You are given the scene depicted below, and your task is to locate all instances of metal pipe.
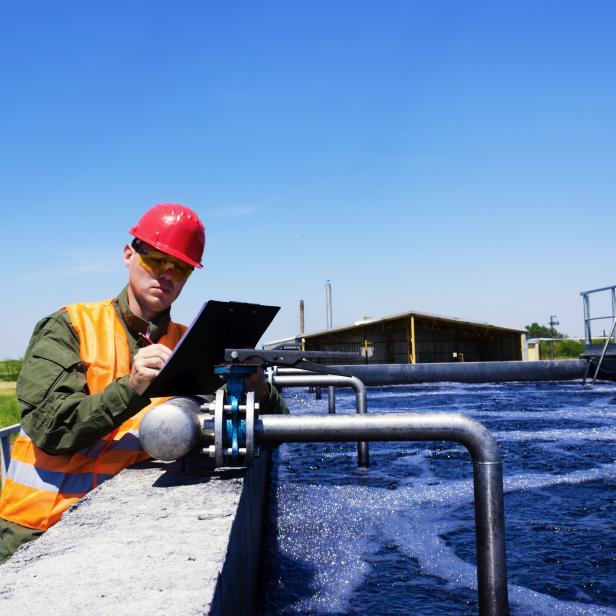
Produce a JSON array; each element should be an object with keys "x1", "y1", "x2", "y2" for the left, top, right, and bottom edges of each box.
[
  {"x1": 612, "y1": 289, "x2": 616, "y2": 342},
  {"x1": 327, "y1": 385, "x2": 336, "y2": 414},
  {"x1": 0, "y1": 423, "x2": 20, "y2": 486},
  {"x1": 300, "y1": 299, "x2": 305, "y2": 335},
  {"x1": 580, "y1": 284, "x2": 616, "y2": 295},
  {"x1": 275, "y1": 368, "x2": 319, "y2": 375},
  {"x1": 272, "y1": 374, "x2": 369, "y2": 467},
  {"x1": 256, "y1": 412, "x2": 508, "y2": 616},
  {"x1": 316, "y1": 360, "x2": 587, "y2": 386},
  {"x1": 592, "y1": 314, "x2": 616, "y2": 384},
  {"x1": 325, "y1": 280, "x2": 333, "y2": 329}
]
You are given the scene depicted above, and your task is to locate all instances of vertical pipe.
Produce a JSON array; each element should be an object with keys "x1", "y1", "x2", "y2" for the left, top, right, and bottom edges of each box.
[
  {"x1": 315, "y1": 386, "x2": 322, "y2": 400},
  {"x1": 325, "y1": 280, "x2": 333, "y2": 329},
  {"x1": 354, "y1": 380, "x2": 369, "y2": 468},
  {"x1": 329, "y1": 283, "x2": 332, "y2": 329},
  {"x1": 583, "y1": 294, "x2": 592, "y2": 345},
  {"x1": 327, "y1": 386, "x2": 336, "y2": 414},
  {"x1": 612, "y1": 289, "x2": 616, "y2": 343},
  {"x1": 410, "y1": 315, "x2": 417, "y2": 365},
  {"x1": 473, "y1": 461, "x2": 508, "y2": 615},
  {"x1": 271, "y1": 374, "x2": 370, "y2": 468},
  {"x1": 300, "y1": 300, "x2": 305, "y2": 335}
]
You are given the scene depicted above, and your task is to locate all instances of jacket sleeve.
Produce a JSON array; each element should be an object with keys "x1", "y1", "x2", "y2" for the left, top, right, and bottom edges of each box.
[
  {"x1": 258, "y1": 383, "x2": 289, "y2": 414},
  {"x1": 17, "y1": 311, "x2": 150, "y2": 455}
]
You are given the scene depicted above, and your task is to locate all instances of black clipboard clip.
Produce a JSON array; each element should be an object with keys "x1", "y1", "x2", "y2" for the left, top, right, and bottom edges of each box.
[{"x1": 224, "y1": 349, "x2": 359, "y2": 377}]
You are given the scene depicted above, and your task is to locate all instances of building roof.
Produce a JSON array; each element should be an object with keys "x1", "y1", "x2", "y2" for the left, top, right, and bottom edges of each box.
[{"x1": 264, "y1": 309, "x2": 524, "y2": 348}]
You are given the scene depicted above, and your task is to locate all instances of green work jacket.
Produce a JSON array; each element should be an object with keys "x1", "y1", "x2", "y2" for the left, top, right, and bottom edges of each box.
[
  {"x1": 0, "y1": 287, "x2": 287, "y2": 561},
  {"x1": 17, "y1": 287, "x2": 286, "y2": 455}
]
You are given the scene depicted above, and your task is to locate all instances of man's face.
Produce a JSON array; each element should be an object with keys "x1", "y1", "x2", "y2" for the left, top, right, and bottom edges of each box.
[{"x1": 123, "y1": 242, "x2": 192, "y2": 317}]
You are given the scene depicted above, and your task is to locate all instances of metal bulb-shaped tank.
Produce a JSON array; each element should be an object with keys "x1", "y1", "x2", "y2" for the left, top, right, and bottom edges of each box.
[{"x1": 139, "y1": 397, "x2": 202, "y2": 461}]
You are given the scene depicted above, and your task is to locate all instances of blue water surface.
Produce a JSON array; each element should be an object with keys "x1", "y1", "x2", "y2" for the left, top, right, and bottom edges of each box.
[{"x1": 260, "y1": 381, "x2": 616, "y2": 615}]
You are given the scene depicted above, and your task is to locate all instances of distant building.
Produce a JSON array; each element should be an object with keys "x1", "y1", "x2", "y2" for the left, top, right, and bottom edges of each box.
[
  {"x1": 527, "y1": 338, "x2": 541, "y2": 361},
  {"x1": 526, "y1": 337, "x2": 585, "y2": 361},
  {"x1": 264, "y1": 310, "x2": 526, "y2": 364}
]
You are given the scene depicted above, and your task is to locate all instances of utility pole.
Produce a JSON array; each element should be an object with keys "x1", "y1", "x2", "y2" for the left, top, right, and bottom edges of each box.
[
  {"x1": 549, "y1": 315, "x2": 559, "y2": 360},
  {"x1": 325, "y1": 280, "x2": 333, "y2": 329},
  {"x1": 299, "y1": 300, "x2": 305, "y2": 335}
]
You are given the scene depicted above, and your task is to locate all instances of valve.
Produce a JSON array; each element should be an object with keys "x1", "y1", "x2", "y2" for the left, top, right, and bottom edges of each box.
[
  {"x1": 140, "y1": 349, "x2": 358, "y2": 466},
  {"x1": 202, "y1": 384, "x2": 259, "y2": 466},
  {"x1": 140, "y1": 365, "x2": 260, "y2": 467}
]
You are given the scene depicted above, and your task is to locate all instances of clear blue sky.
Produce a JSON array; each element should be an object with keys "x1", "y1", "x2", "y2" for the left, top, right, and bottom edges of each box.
[{"x1": 2, "y1": 1, "x2": 615, "y2": 358}]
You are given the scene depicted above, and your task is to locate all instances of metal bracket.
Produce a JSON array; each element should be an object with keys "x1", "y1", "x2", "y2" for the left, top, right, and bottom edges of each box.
[{"x1": 224, "y1": 348, "x2": 358, "y2": 377}]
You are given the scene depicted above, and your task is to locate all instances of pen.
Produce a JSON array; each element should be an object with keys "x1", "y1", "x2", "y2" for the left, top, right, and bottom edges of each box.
[{"x1": 138, "y1": 331, "x2": 155, "y2": 346}]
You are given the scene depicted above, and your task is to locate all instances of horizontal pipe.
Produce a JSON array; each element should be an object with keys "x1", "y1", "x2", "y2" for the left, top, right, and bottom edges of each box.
[
  {"x1": 257, "y1": 412, "x2": 500, "y2": 463},
  {"x1": 314, "y1": 360, "x2": 587, "y2": 386},
  {"x1": 272, "y1": 375, "x2": 366, "y2": 412},
  {"x1": 256, "y1": 412, "x2": 507, "y2": 615},
  {"x1": 271, "y1": 374, "x2": 369, "y2": 467}
]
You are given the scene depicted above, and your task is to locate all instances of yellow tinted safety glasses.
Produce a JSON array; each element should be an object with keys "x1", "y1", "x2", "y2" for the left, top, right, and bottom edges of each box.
[{"x1": 135, "y1": 249, "x2": 194, "y2": 282}]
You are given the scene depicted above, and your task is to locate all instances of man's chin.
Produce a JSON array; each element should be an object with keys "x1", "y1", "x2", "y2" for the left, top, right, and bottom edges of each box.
[{"x1": 145, "y1": 295, "x2": 172, "y2": 313}]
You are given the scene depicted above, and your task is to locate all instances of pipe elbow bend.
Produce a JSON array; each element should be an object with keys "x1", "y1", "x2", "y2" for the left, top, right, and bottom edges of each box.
[{"x1": 449, "y1": 413, "x2": 502, "y2": 464}]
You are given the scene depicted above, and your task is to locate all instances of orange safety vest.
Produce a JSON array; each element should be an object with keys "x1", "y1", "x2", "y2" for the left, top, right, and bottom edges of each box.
[{"x1": 0, "y1": 299, "x2": 186, "y2": 531}]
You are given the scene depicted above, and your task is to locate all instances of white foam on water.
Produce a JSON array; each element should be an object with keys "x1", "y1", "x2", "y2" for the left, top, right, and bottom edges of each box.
[
  {"x1": 269, "y1": 384, "x2": 616, "y2": 614},
  {"x1": 272, "y1": 482, "x2": 377, "y2": 613},
  {"x1": 379, "y1": 464, "x2": 616, "y2": 615},
  {"x1": 493, "y1": 426, "x2": 616, "y2": 442},
  {"x1": 473, "y1": 408, "x2": 616, "y2": 421},
  {"x1": 507, "y1": 584, "x2": 616, "y2": 615},
  {"x1": 273, "y1": 447, "x2": 616, "y2": 613}
]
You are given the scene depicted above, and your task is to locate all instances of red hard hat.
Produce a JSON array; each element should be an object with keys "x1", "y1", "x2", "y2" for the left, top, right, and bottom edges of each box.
[{"x1": 129, "y1": 204, "x2": 205, "y2": 268}]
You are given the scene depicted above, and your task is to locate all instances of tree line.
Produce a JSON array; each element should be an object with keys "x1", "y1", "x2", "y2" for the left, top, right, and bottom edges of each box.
[{"x1": 525, "y1": 322, "x2": 585, "y2": 359}]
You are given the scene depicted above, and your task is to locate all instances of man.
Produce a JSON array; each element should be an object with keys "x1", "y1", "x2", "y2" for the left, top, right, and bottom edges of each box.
[{"x1": 0, "y1": 203, "x2": 286, "y2": 564}]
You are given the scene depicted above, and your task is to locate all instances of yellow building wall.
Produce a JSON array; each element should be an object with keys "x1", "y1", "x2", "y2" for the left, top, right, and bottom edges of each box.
[{"x1": 527, "y1": 342, "x2": 541, "y2": 361}]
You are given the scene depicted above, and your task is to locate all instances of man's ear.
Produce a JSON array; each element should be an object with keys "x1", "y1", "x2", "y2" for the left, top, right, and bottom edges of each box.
[{"x1": 123, "y1": 244, "x2": 133, "y2": 268}]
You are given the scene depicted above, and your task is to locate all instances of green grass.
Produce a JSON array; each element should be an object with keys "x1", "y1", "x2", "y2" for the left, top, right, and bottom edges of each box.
[
  {"x1": 0, "y1": 389, "x2": 20, "y2": 428},
  {"x1": 0, "y1": 359, "x2": 23, "y2": 382}
]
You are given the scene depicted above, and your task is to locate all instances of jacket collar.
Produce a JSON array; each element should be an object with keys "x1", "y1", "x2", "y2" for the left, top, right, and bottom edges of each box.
[{"x1": 115, "y1": 286, "x2": 170, "y2": 343}]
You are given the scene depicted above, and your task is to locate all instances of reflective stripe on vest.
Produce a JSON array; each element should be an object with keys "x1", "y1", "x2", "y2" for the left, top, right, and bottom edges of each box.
[
  {"x1": 0, "y1": 299, "x2": 186, "y2": 531},
  {"x1": 7, "y1": 457, "x2": 115, "y2": 494}
]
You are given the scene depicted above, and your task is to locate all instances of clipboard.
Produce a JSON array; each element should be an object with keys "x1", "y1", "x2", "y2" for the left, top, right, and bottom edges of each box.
[{"x1": 143, "y1": 300, "x2": 280, "y2": 397}]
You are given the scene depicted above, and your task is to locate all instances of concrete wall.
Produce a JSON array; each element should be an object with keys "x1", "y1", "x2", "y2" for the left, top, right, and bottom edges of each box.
[{"x1": 0, "y1": 452, "x2": 271, "y2": 615}]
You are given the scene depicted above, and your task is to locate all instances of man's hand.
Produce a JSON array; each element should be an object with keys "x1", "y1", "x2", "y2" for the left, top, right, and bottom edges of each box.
[{"x1": 129, "y1": 344, "x2": 172, "y2": 395}]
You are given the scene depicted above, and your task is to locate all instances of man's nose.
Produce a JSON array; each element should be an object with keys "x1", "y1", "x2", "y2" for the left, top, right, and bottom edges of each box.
[{"x1": 159, "y1": 262, "x2": 176, "y2": 280}]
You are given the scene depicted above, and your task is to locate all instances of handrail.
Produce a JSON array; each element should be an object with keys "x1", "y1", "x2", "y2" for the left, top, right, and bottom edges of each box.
[
  {"x1": 581, "y1": 284, "x2": 616, "y2": 345},
  {"x1": 590, "y1": 314, "x2": 616, "y2": 385},
  {"x1": 0, "y1": 423, "x2": 20, "y2": 486},
  {"x1": 256, "y1": 412, "x2": 509, "y2": 616},
  {"x1": 269, "y1": 373, "x2": 369, "y2": 467}
]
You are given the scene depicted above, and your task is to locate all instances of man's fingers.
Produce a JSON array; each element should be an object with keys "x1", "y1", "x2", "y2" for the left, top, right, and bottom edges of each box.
[
  {"x1": 136, "y1": 343, "x2": 171, "y2": 360},
  {"x1": 129, "y1": 343, "x2": 172, "y2": 395},
  {"x1": 135, "y1": 355, "x2": 166, "y2": 369}
]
